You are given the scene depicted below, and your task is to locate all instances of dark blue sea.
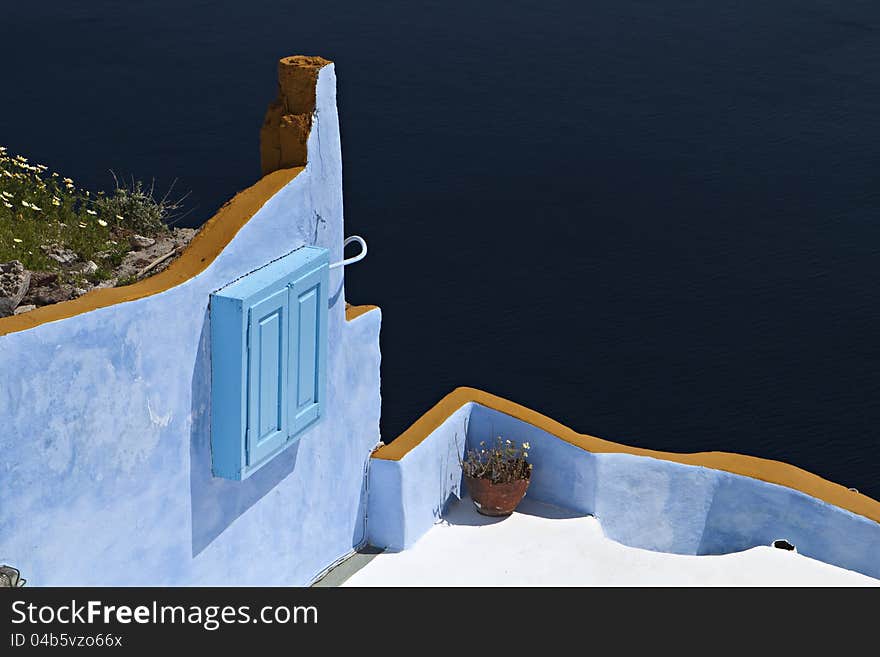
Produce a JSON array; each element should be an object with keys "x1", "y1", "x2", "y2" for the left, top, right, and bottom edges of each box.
[{"x1": 4, "y1": 1, "x2": 879, "y2": 496}]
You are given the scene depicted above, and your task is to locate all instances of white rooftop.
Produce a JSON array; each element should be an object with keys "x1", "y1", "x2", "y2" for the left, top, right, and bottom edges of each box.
[{"x1": 342, "y1": 495, "x2": 879, "y2": 587}]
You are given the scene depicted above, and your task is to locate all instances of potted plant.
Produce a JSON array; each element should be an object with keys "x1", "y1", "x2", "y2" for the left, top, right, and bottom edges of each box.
[{"x1": 461, "y1": 437, "x2": 532, "y2": 516}]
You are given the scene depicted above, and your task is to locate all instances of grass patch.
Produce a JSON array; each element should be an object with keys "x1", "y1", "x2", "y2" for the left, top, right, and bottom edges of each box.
[{"x1": 0, "y1": 145, "x2": 187, "y2": 285}]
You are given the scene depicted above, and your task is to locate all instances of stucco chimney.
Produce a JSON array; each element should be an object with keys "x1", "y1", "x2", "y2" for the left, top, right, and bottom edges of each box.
[{"x1": 260, "y1": 55, "x2": 332, "y2": 175}]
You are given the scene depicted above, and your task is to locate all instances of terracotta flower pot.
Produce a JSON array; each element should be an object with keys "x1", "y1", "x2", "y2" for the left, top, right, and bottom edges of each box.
[{"x1": 464, "y1": 475, "x2": 530, "y2": 517}]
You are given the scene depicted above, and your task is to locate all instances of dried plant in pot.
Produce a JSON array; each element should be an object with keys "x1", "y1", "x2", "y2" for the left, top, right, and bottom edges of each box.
[{"x1": 460, "y1": 437, "x2": 532, "y2": 517}]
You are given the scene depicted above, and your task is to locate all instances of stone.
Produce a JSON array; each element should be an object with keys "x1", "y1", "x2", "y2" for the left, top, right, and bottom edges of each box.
[
  {"x1": 0, "y1": 565, "x2": 24, "y2": 588},
  {"x1": 28, "y1": 284, "x2": 77, "y2": 306},
  {"x1": 30, "y1": 271, "x2": 58, "y2": 287},
  {"x1": 114, "y1": 254, "x2": 143, "y2": 282},
  {"x1": 41, "y1": 245, "x2": 78, "y2": 265},
  {"x1": 171, "y1": 227, "x2": 197, "y2": 246},
  {"x1": 0, "y1": 260, "x2": 32, "y2": 317},
  {"x1": 13, "y1": 304, "x2": 36, "y2": 315},
  {"x1": 81, "y1": 261, "x2": 98, "y2": 275},
  {"x1": 129, "y1": 234, "x2": 155, "y2": 250}
]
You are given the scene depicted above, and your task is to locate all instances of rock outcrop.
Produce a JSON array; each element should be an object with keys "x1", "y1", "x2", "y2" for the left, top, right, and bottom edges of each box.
[
  {"x1": 5, "y1": 227, "x2": 199, "y2": 316},
  {"x1": 259, "y1": 55, "x2": 331, "y2": 175},
  {"x1": 41, "y1": 245, "x2": 78, "y2": 265},
  {"x1": 129, "y1": 234, "x2": 155, "y2": 250},
  {"x1": 0, "y1": 261, "x2": 31, "y2": 317}
]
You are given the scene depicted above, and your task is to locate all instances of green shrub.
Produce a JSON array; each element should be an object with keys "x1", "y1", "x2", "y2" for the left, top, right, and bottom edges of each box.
[
  {"x1": 460, "y1": 437, "x2": 532, "y2": 484},
  {"x1": 94, "y1": 174, "x2": 188, "y2": 235}
]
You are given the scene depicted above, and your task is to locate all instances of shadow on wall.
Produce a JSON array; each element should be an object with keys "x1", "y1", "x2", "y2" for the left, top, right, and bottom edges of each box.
[
  {"x1": 352, "y1": 456, "x2": 369, "y2": 549},
  {"x1": 328, "y1": 275, "x2": 343, "y2": 310},
  {"x1": 189, "y1": 309, "x2": 301, "y2": 557}
]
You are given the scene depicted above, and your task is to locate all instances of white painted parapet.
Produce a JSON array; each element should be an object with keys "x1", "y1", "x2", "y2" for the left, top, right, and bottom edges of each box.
[{"x1": 367, "y1": 392, "x2": 880, "y2": 580}]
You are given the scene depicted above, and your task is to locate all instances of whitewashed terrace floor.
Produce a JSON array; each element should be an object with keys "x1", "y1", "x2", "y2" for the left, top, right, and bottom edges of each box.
[{"x1": 341, "y1": 495, "x2": 879, "y2": 587}]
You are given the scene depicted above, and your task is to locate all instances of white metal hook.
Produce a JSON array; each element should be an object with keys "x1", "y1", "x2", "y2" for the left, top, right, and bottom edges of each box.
[{"x1": 329, "y1": 235, "x2": 368, "y2": 270}]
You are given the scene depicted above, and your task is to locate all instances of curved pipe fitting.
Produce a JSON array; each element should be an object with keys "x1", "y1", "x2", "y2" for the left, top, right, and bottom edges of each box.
[{"x1": 330, "y1": 235, "x2": 368, "y2": 270}]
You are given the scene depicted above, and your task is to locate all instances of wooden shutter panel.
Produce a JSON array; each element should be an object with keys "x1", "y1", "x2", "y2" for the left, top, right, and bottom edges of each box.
[
  {"x1": 210, "y1": 246, "x2": 329, "y2": 480},
  {"x1": 246, "y1": 287, "x2": 289, "y2": 466},
  {"x1": 288, "y1": 263, "x2": 328, "y2": 438}
]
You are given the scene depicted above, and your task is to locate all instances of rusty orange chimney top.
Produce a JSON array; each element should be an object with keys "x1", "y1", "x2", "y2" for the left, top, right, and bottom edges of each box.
[{"x1": 259, "y1": 55, "x2": 332, "y2": 175}]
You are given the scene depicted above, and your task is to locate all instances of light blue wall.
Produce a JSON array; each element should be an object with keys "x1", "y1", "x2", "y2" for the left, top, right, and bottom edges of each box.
[
  {"x1": 367, "y1": 402, "x2": 880, "y2": 579},
  {"x1": 0, "y1": 64, "x2": 383, "y2": 586},
  {"x1": 699, "y1": 471, "x2": 880, "y2": 575},
  {"x1": 367, "y1": 405, "x2": 471, "y2": 550}
]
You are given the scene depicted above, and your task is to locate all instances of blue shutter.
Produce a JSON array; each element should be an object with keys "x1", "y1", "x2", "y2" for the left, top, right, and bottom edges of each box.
[
  {"x1": 288, "y1": 263, "x2": 328, "y2": 438},
  {"x1": 247, "y1": 287, "x2": 289, "y2": 466},
  {"x1": 210, "y1": 246, "x2": 329, "y2": 480}
]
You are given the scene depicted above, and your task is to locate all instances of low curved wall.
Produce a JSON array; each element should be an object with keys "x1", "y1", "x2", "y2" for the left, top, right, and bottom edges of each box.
[{"x1": 367, "y1": 389, "x2": 880, "y2": 580}]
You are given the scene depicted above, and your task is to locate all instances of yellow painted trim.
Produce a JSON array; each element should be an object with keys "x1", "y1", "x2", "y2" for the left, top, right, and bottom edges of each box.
[
  {"x1": 0, "y1": 167, "x2": 303, "y2": 337},
  {"x1": 345, "y1": 303, "x2": 380, "y2": 321},
  {"x1": 372, "y1": 386, "x2": 880, "y2": 524}
]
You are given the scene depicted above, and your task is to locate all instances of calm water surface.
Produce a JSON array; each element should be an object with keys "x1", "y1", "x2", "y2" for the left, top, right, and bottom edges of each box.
[{"x1": 4, "y1": 2, "x2": 879, "y2": 495}]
